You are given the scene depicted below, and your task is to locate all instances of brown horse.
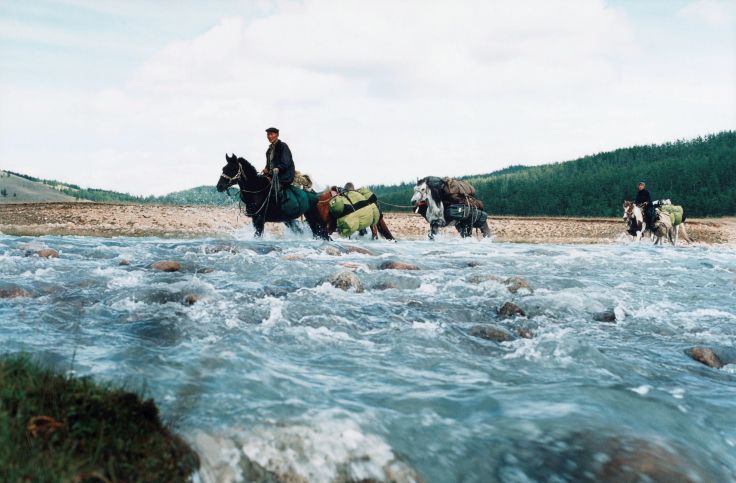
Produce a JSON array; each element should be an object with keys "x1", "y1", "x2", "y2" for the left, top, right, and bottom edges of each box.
[{"x1": 315, "y1": 188, "x2": 396, "y2": 241}]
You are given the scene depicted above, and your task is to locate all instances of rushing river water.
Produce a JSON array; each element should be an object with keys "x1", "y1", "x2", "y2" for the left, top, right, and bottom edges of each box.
[{"x1": 1, "y1": 231, "x2": 736, "y2": 482}]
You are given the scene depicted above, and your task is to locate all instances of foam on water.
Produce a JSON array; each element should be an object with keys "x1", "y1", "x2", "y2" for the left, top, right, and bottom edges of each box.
[{"x1": 2, "y1": 235, "x2": 736, "y2": 481}]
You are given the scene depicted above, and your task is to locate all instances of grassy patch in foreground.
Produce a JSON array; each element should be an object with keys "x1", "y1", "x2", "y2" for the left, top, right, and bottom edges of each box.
[{"x1": 0, "y1": 355, "x2": 198, "y2": 482}]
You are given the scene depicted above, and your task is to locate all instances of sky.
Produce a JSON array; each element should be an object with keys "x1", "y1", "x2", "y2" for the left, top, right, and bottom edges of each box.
[{"x1": 0, "y1": 0, "x2": 734, "y2": 196}]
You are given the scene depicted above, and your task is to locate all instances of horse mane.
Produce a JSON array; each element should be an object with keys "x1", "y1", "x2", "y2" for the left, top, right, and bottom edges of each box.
[
  {"x1": 234, "y1": 155, "x2": 258, "y2": 179},
  {"x1": 418, "y1": 176, "x2": 444, "y2": 206}
]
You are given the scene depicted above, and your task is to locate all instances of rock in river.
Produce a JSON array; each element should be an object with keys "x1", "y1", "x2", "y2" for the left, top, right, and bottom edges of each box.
[
  {"x1": 325, "y1": 271, "x2": 364, "y2": 293},
  {"x1": 469, "y1": 325, "x2": 516, "y2": 342},
  {"x1": 498, "y1": 302, "x2": 525, "y2": 318},
  {"x1": 379, "y1": 261, "x2": 419, "y2": 271},
  {"x1": 686, "y1": 346, "x2": 724, "y2": 369},
  {"x1": 151, "y1": 261, "x2": 181, "y2": 272}
]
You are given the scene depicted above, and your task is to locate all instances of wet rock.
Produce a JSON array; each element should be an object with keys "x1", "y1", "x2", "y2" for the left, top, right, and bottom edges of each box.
[
  {"x1": 0, "y1": 287, "x2": 31, "y2": 299},
  {"x1": 515, "y1": 327, "x2": 534, "y2": 339},
  {"x1": 195, "y1": 267, "x2": 215, "y2": 274},
  {"x1": 151, "y1": 261, "x2": 181, "y2": 272},
  {"x1": 183, "y1": 294, "x2": 201, "y2": 306},
  {"x1": 379, "y1": 261, "x2": 419, "y2": 271},
  {"x1": 118, "y1": 259, "x2": 130, "y2": 266},
  {"x1": 469, "y1": 325, "x2": 516, "y2": 342},
  {"x1": 686, "y1": 346, "x2": 724, "y2": 369},
  {"x1": 344, "y1": 245, "x2": 374, "y2": 255},
  {"x1": 32, "y1": 248, "x2": 59, "y2": 258},
  {"x1": 372, "y1": 276, "x2": 422, "y2": 291},
  {"x1": 498, "y1": 302, "x2": 525, "y2": 318},
  {"x1": 467, "y1": 261, "x2": 483, "y2": 267},
  {"x1": 593, "y1": 309, "x2": 617, "y2": 323},
  {"x1": 466, "y1": 274, "x2": 502, "y2": 284},
  {"x1": 205, "y1": 244, "x2": 238, "y2": 254},
  {"x1": 322, "y1": 246, "x2": 343, "y2": 257},
  {"x1": 504, "y1": 276, "x2": 532, "y2": 294},
  {"x1": 499, "y1": 431, "x2": 725, "y2": 482},
  {"x1": 282, "y1": 253, "x2": 306, "y2": 261},
  {"x1": 325, "y1": 271, "x2": 364, "y2": 293}
]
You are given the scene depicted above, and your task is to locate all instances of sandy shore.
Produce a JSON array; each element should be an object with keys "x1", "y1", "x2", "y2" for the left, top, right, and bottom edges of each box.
[{"x1": 0, "y1": 202, "x2": 734, "y2": 245}]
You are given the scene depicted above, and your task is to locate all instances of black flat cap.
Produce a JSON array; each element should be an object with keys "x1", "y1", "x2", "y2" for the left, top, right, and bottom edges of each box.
[{"x1": 265, "y1": 127, "x2": 279, "y2": 134}]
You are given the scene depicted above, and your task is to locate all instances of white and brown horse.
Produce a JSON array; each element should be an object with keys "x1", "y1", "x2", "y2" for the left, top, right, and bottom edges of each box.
[
  {"x1": 622, "y1": 201, "x2": 648, "y2": 242},
  {"x1": 623, "y1": 200, "x2": 690, "y2": 246}
]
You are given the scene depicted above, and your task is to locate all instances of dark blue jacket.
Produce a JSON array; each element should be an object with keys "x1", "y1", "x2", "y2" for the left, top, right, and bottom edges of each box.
[
  {"x1": 265, "y1": 140, "x2": 295, "y2": 184},
  {"x1": 635, "y1": 188, "x2": 651, "y2": 205}
]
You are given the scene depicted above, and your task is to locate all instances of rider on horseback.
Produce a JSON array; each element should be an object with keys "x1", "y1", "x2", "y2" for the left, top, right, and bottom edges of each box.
[
  {"x1": 635, "y1": 181, "x2": 655, "y2": 226},
  {"x1": 262, "y1": 127, "x2": 295, "y2": 193}
]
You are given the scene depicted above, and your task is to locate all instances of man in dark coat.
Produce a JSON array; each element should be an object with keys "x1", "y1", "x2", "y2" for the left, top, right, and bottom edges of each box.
[
  {"x1": 635, "y1": 181, "x2": 655, "y2": 226},
  {"x1": 262, "y1": 127, "x2": 295, "y2": 189}
]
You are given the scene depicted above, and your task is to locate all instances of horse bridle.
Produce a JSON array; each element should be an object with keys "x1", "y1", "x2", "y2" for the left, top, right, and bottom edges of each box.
[
  {"x1": 220, "y1": 161, "x2": 270, "y2": 195},
  {"x1": 220, "y1": 162, "x2": 244, "y2": 184}
]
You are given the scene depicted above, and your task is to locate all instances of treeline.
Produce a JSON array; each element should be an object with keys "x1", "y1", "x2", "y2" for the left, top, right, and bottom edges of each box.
[{"x1": 370, "y1": 131, "x2": 736, "y2": 217}]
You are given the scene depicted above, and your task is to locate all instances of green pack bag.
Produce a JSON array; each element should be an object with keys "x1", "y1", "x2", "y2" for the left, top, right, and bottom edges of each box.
[
  {"x1": 660, "y1": 205, "x2": 684, "y2": 226},
  {"x1": 328, "y1": 190, "x2": 365, "y2": 218},
  {"x1": 336, "y1": 204, "x2": 380, "y2": 237},
  {"x1": 278, "y1": 186, "x2": 311, "y2": 219}
]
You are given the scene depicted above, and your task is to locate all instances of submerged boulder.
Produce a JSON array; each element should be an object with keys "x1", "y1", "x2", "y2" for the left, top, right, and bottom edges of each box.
[
  {"x1": 497, "y1": 431, "x2": 725, "y2": 482},
  {"x1": 118, "y1": 259, "x2": 131, "y2": 266},
  {"x1": 686, "y1": 346, "x2": 724, "y2": 369},
  {"x1": 504, "y1": 276, "x2": 532, "y2": 294},
  {"x1": 469, "y1": 325, "x2": 516, "y2": 342},
  {"x1": 183, "y1": 294, "x2": 202, "y2": 306},
  {"x1": 498, "y1": 302, "x2": 525, "y2": 318},
  {"x1": 344, "y1": 245, "x2": 374, "y2": 256},
  {"x1": 466, "y1": 274, "x2": 502, "y2": 285},
  {"x1": 31, "y1": 248, "x2": 59, "y2": 258},
  {"x1": 379, "y1": 261, "x2": 419, "y2": 271},
  {"x1": 0, "y1": 287, "x2": 31, "y2": 299},
  {"x1": 593, "y1": 309, "x2": 617, "y2": 323},
  {"x1": 325, "y1": 271, "x2": 364, "y2": 293},
  {"x1": 151, "y1": 261, "x2": 181, "y2": 272}
]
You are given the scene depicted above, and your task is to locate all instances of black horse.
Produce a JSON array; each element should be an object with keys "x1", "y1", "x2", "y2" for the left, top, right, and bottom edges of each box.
[{"x1": 216, "y1": 154, "x2": 329, "y2": 239}]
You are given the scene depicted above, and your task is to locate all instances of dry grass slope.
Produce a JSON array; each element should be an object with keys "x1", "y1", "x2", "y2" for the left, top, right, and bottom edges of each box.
[{"x1": 0, "y1": 171, "x2": 79, "y2": 203}]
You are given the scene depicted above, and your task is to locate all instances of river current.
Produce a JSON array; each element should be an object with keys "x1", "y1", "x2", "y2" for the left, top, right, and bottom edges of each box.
[{"x1": 1, "y1": 230, "x2": 735, "y2": 482}]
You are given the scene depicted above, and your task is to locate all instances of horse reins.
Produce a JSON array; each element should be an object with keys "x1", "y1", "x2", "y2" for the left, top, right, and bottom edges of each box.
[{"x1": 220, "y1": 162, "x2": 275, "y2": 217}]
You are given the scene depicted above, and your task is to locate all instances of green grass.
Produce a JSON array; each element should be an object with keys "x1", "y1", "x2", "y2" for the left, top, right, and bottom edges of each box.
[{"x1": 0, "y1": 355, "x2": 199, "y2": 482}]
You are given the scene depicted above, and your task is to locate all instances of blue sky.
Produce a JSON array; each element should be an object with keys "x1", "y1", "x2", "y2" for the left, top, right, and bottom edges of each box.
[{"x1": 1, "y1": 0, "x2": 734, "y2": 195}]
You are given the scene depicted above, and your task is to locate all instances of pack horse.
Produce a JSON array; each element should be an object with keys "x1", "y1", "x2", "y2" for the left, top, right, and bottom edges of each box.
[
  {"x1": 623, "y1": 200, "x2": 690, "y2": 246},
  {"x1": 411, "y1": 176, "x2": 491, "y2": 239}
]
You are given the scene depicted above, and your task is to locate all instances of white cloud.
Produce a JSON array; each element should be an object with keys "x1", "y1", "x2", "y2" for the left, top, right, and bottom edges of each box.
[
  {"x1": 0, "y1": 0, "x2": 734, "y2": 195},
  {"x1": 679, "y1": 0, "x2": 736, "y2": 26}
]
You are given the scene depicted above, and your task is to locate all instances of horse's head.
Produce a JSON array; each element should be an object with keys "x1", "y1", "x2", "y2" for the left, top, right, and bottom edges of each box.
[
  {"x1": 216, "y1": 153, "x2": 241, "y2": 192},
  {"x1": 411, "y1": 179, "x2": 430, "y2": 213},
  {"x1": 622, "y1": 200, "x2": 633, "y2": 222}
]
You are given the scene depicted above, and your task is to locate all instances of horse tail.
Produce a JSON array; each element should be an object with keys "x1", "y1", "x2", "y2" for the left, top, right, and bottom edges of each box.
[
  {"x1": 679, "y1": 223, "x2": 693, "y2": 243},
  {"x1": 376, "y1": 215, "x2": 396, "y2": 241}
]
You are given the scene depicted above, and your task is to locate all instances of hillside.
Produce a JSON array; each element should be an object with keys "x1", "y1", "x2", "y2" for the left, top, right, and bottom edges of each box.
[
  {"x1": 0, "y1": 171, "x2": 79, "y2": 203},
  {"x1": 3, "y1": 131, "x2": 733, "y2": 216},
  {"x1": 370, "y1": 131, "x2": 736, "y2": 217}
]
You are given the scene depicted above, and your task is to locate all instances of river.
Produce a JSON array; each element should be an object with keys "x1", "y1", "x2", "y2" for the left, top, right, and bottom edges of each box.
[{"x1": 1, "y1": 232, "x2": 735, "y2": 482}]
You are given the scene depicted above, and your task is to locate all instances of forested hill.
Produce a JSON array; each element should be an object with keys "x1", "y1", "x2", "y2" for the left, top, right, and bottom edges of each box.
[{"x1": 370, "y1": 131, "x2": 735, "y2": 217}]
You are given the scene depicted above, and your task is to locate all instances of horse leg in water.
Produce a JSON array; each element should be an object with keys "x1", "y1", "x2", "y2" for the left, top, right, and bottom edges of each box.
[
  {"x1": 479, "y1": 221, "x2": 492, "y2": 238},
  {"x1": 376, "y1": 215, "x2": 395, "y2": 241},
  {"x1": 284, "y1": 220, "x2": 304, "y2": 235},
  {"x1": 304, "y1": 211, "x2": 331, "y2": 241},
  {"x1": 428, "y1": 221, "x2": 442, "y2": 240},
  {"x1": 253, "y1": 215, "x2": 266, "y2": 238}
]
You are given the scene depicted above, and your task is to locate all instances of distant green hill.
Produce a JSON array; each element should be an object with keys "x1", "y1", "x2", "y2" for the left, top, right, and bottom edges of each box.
[
  {"x1": 0, "y1": 171, "x2": 79, "y2": 203},
  {"x1": 3, "y1": 131, "x2": 733, "y2": 216},
  {"x1": 370, "y1": 131, "x2": 736, "y2": 217}
]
